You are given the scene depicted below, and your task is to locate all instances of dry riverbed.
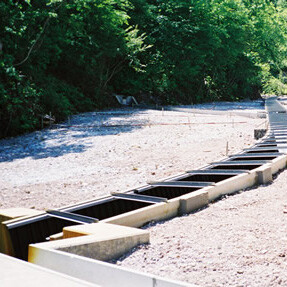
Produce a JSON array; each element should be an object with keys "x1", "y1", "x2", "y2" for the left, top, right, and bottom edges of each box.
[
  {"x1": 0, "y1": 101, "x2": 265, "y2": 210},
  {"x1": 117, "y1": 170, "x2": 287, "y2": 287},
  {"x1": 2, "y1": 100, "x2": 283, "y2": 287}
]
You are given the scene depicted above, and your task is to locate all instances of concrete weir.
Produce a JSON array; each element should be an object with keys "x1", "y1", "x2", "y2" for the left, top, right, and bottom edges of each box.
[
  {"x1": 38, "y1": 223, "x2": 150, "y2": 262},
  {"x1": 1, "y1": 96, "x2": 287, "y2": 286},
  {"x1": 28, "y1": 246, "x2": 193, "y2": 287},
  {"x1": 0, "y1": 253, "x2": 96, "y2": 287}
]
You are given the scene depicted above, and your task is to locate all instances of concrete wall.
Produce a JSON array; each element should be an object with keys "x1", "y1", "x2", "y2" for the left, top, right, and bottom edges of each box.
[
  {"x1": 103, "y1": 199, "x2": 180, "y2": 228},
  {"x1": 29, "y1": 223, "x2": 149, "y2": 262},
  {"x1": 206, "y1": 172, "x2": 257, "y2": 202},
  {"x1": 270, "y1": 155, "x2": 287, "y2": 174},
  {"x1": 0, "y1": 253, "x2": 96, "y2": 287},
  {"x1": 29, "y1": 245, "x2": 194, "y2": 287},
  {"x1": 0, "y1": 208, "x2": 42, "y2": 256},
  {"x1": 179, "y1": 189, "x2": 209, "y2": 215}
]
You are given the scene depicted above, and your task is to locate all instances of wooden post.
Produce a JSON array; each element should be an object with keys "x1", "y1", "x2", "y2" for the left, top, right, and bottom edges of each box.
[{"x1": 226, "y1": 141, "x2": 229, "y2": 156}]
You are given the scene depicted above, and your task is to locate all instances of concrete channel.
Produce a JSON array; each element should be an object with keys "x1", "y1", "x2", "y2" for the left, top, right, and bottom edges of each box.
[{"x1": 1, "y1": 96, "x2": 287, "y2": 286}]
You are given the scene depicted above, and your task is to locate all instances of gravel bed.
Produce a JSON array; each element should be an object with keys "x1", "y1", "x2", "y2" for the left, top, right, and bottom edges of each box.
[
  {"x1": 0, "y1": 101, "x2": 265, "y2": 210},
  {"x1": 1, "y1": 100, "x2": 278, "y2": 287},
  {"x1": 117, "y1": 171, "x2": 287, "y2": 287}
]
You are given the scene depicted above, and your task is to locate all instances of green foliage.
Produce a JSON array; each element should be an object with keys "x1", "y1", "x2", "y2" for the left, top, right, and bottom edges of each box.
[
  {"x1": 0, "y1": 0, "x2": 146, "y2": 137},
  {"x1": 0, "y1": 61, "x2": 42, "y2": 137},
  {"x1": 1, "y1": 0, "x2": 287, "y2": 137}
]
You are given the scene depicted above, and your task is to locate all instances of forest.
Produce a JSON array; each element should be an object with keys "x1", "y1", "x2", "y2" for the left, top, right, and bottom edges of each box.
[{"x1": 1, "y1": 0, "x2": 287, "y2": 137}]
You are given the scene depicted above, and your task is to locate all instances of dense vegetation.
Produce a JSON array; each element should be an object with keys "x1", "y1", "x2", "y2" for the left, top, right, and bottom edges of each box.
[{"x1": 1, "y1": 0, "x2": 287, "y2": 137}]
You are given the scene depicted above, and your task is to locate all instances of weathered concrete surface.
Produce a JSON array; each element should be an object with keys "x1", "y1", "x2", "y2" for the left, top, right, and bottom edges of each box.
[
  {"x1": 0, "y1": 207, "x2": 42, "y2": 223},
  {"x1": 0, "y1": 208, "x2": 42, "y2": 256},
  {"x1": 256, "y1": 164, "x2": 273, "y2": 184},
  {"x1": 179, "y1": 189, "x2": 209, "y2": 215},
  {"x1": 270, "y1": 154, "x2": 287, "y2": 174},
  {"x1": 29, "y1": 246, "x2": 194, "y2": 287},
  {"x1": 0, "y1": 253, "x2": 96, "y2": 287},
  {"x1": 29, "y1": 223, "x2": 149, "y2": 262},
  {"x1": 103, "y1": 199, "x2": 180, "y2": 228},
  {"x1": 207, "y1": 172, "x2": 257, "y2": 202}
]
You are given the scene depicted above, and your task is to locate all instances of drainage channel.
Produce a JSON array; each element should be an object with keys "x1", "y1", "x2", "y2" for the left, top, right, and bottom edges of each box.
[{"x1": 4, "y1": 96, "x2": 287, "y2": 261}]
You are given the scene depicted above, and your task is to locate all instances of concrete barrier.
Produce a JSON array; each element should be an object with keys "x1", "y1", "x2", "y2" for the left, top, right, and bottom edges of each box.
[
  {"x1": 179, "y1": 188, "x2": 209, "y2": 215},
  {"x1": 256, "y1": 164, "x2": 272, "y2": 184},
  {"x1": 103, "y1": 199, "x2": 180, "y2": 228},
  {"x1": 0, "y1": 208, "x2": 43, "y2": 256},
  {"x1": 0, "y1": 208, "x2": 42, "y2": 223},
  {"x1": 28, "y1": 223, "x2": 149, "y2": 262},
  {"x1": 29, "y1": 245, "x2": 194, "y2": 287},
  {"x1": 204, "y1": 155, "x2": 286, "y2": 202},
  {"x1": 0, "y1": 253, "x2": 96, "y2": 287},
  {"x1": 270, "y1": 154, "x2": 287, "y2": 174},
  {"x1": 206, "y1": 172, "x2": 257, "y2": 202},
  {"x1": 0, "y1": 221, "x2": 14, "y2": 256}
]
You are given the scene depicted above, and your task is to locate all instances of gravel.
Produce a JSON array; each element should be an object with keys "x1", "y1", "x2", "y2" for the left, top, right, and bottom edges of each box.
[
  {"x1": 117, "y1": 171, "x2": 287, "y2": 287},
  {"x1": 0, "y1": 101, "x2": 265, "y2": 210},
  {"x1": 2, "y1": 100, "x2": 281, "y2": 287}
]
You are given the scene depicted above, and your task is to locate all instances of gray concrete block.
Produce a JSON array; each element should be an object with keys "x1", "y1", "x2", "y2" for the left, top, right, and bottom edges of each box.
[
  {"x1": 0, "y1": 253, "x2": 96, "y2": 286},
  {"x1": 207, "y1": 172, "x2": 257, "y2": 202},
  {"x1": 179, "y1": 189, "x2": 209, "y2": 215},
  {"x1": 0, "y1": 208, "x2": 42, "y2": 256},
  {"x1": 256, "y1": 165, "x2": 272, "y2": 184},
  {"x1": 29, "y1": 244, "x2": 193, "y2": 287},
  {"x1": 30, "y1": 223, "x2": 149, "y2": 262},
  {"x1": 270, "y1": 155, "x2": 287, "y2": 174},
  {"x1": 103, "y1": 200, "x2": 180, "y2": 228}
]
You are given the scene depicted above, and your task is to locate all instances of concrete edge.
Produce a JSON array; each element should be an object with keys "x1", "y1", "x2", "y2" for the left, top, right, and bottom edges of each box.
[
  {"x1": 207, "y1": 172, "x2": 257, "y2": 202},
  {"x1": 270, "y1": 154, "x2": 287, "y2": 174},
  {"x1": 102, "y1": 198, "x2": 180, "y2": 228},
  {"x1": 0, "y1": 220, "x2": 15, "y2": 256},
  {"x1": 0, "y1": 253, "x2": 97, "y2": 286},
  {"x1": 205, "y1": 155, "x2": 286, "y2": 203},
  {"x1": 256, "y1": 164, "x2": 273, "y2": 184},
  {"x1": 179, "y1": 188, "x2": 209, "y2": 215},
  {"x1": 0, "y1": 208, "x2": 42, "y2": 223},
  {"x1": 0, "y1": 208, "x2": 43, "y2": 256},
  {"x1": 28, "y1": 245, "x2": 195, "y2": 287},
  {"x1": 28, "y1": 223, "x2": 150, "y2": 262}
]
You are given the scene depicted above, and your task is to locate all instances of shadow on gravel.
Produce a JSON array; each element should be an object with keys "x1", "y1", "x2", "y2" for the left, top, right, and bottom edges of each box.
[
  {"x1": 0, "y1": 108, "x2": 148, "y2": 162},
  {"x1": 171, "y1": 100, "x2": 265, "y2": 112},
  {"x1": 0, "y1": 100, "x2": 265, "y2": 162}
]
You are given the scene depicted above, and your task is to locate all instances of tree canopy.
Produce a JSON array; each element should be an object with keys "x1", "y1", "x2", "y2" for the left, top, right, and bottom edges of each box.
[{"x1": 1, "y1": 0, "x2": 287, "y2": 137}]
